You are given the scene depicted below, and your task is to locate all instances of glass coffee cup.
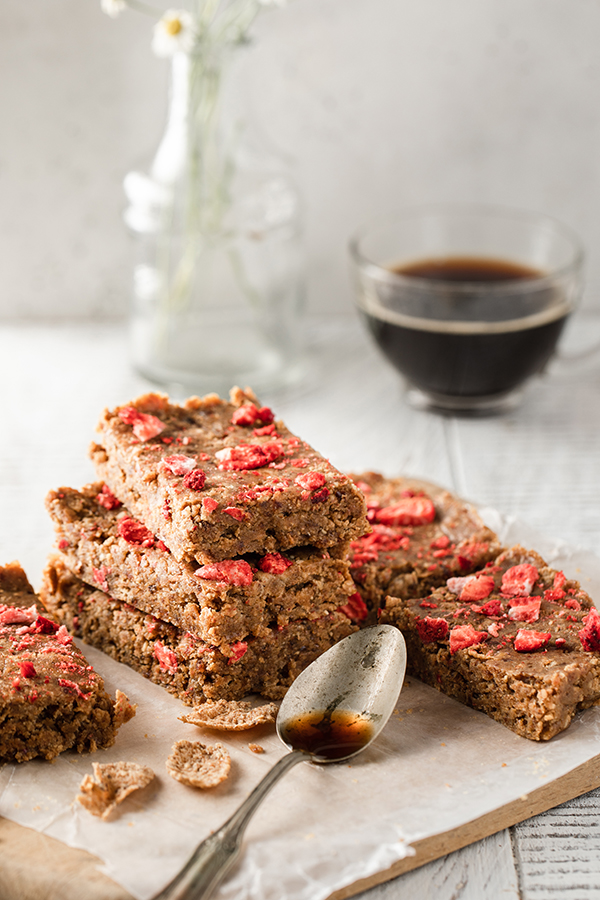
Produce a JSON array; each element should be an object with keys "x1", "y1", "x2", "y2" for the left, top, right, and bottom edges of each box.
[{"x1": 349, "y1": 204, "x2": 584, "y2": 413}]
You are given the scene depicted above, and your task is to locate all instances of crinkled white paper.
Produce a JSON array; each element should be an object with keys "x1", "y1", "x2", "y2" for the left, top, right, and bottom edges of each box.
[{"x1": 2, "y1": 515, "x2": 600, "y2": 900}]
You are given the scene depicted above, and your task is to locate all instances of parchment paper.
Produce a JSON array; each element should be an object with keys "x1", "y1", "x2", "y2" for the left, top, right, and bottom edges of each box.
[{"x1": 1, "y1": 513, "x2": 600, "y2": 900}]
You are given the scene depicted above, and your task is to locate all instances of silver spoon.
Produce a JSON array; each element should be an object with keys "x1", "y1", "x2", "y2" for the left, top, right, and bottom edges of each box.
[{"x1": 152, "y1": 624, "x2": 407, "y2": 900}]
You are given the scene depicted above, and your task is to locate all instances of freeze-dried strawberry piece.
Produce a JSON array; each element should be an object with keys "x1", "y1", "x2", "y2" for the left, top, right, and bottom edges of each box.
[
  {"x1": 294, "y1": 472, "x2": 326, "y2": 491},
  {"x1": 460, "y1": 576, "x2": 495, "y2": 602},
  {"x1": 96, "y1": 484, "x2": 122, "y2": 510},
  {"x1": 118, "y1": 517, "x2": 155, "y2": 547},
  {"x1": 19, "y1": 660, "x2": 37, "y2": 678},
  {"x1": 56, "y1": 625, "x2": 73, "y2": 645},
  {"x1": 449, "y1": 624, "x2": 489, "y2": 654},
  {"x1": 259, "y1": 552, "x2": 293, "y2": 575},
  {"x1": 579, "y1": 607, "x2": 600, "y2": 652},
  {"x1": 118, "y1": 407, "x2": 165, "y2": 441},
  {"x1": 231, "y1": 404, "x2": 274, "y2": 427},
  {"x1": 181, "y1": 468, "x2": 207, "y2": 491},
  {"x1": 416, "y1": 616, "x2": 449, "y2": 643},
  {"x1": 195, "y1": 560, "x2": 254, "y2": 586},
  {"x1": 154, "y1": 641, "x2": 178, "y2": 674},
  {"x1": 338, "y1": 592, "x2": 369, "y2": 622},
  {"x1": 228, "y1": 641, "x2": 248, "y2": 664},
  {"x1": 375, "y1": 496, "x2": 435, "y2": 527},
  {"x1": 202, "y1": 497, "x2": 219, "y2": 513},
  {"x1": 0, "y1": 604, "x2": 38, "y2": 625},
  {"x1": 501, "y1": 564, "x2": 538, "y2": 597},
  {"x1": 311, "y1": 488, "x2": 330, "y2": 503},
  {"x1": 224, "y1": 507, "x2": 247, "y2": 521},
  {"x1": 161, "y1": 455, "x2": 197, "y2": 476},
  {"x1": 472, "y1": 598, "x2": 503, "y2": 617},
  {"x1": 34, "y1": 615, "x2": 59, "y2": 634},
  {"x1": 216, "y1": 442, "x2": 284, "y2": 471},
  {"x1": 446, "y1": 576, "x2": 471, "y2": 595},
  {"x1": 514, "y1": 629, "x2": 551, "y2": 652},
  {"x1": 430, "y1": 535, "x2": 450, "y2": 550},
  {"x1": 487, "y1": 621, "x2": 504, "y2": 637},
  {"x1": 553, "y1": 571, "x2": 567, "y2": 591},
  {"x1": 92, "y1": 565, "x2": 110, "y2": 592},
  {"x1": 508, "y1": 597, "x2": 542, "y2": 623},
  {"x1": 545, "y1": 588, "x2": 566, "y2": 602}
]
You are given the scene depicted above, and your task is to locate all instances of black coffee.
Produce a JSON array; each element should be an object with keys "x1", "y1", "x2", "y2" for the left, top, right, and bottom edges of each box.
[{"x1": 360, "y1": 256, "x2": 569, "y2": 399}]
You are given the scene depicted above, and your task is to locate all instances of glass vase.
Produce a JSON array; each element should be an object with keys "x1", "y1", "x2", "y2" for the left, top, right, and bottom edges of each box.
[{"x1": 123, "y1": 43, "x2": 305, "y2": 396}]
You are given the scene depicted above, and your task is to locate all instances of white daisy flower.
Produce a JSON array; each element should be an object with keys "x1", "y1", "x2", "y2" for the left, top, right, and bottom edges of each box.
[
  {"x1": 152, "y1": 9, "x2": 197, "y2": 58},
  {"x1": 101, "y1": 0, "x2": 127, "y2": 17}
]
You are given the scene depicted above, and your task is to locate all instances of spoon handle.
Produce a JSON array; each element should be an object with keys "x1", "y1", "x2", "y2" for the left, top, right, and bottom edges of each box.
[{"x1": 152, "y1": 749, "x2": 306, "y2": 900}]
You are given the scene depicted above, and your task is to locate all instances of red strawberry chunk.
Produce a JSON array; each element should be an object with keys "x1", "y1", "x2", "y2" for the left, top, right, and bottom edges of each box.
[
  {"x1": 0, "y1": 604, "x2": 38, "y2": 626},
  {"x1": 223, "y1": 507, "x2": 247, "y2": 521},
  {"x1": 19, "y1": 660, "x2": 37, "y2": 678},
  {"x1": 459, "y1": 576, "x2": 495, "y2": 602},
  {"x1": 514, "y1": 629, "x2": 551, "y2": 652},
  {"x1": 153, "y1": 641, "x2": 178, "y2": 673},
  {"x1": 416, "y1": 616, "x2": 449, "y2": 643},
  {"x1": 337, "y1": 592, "x2": 369, "y2": 622},
  {"x1": 579, "y1": 607, "x2": 600, "y2": 652},
  {"x1": 375, "y1": 496, "x2": 435, "y2": 527},
  {"x1": 118, "y1": 407, "x2": 165, "y2": 441},
  {"x1": 508, "y1": 596, "x2": 542, "y2": 623},
  {"x1": 195, "y1": 560, "x2": 254, "y2": 586},
  {"x1": 259, "y1": 552, "x2": 293, "y2": 575},
  {"x1": 471, "y1": 598, "x2": 504, "y2": 617},
  {"x1": 228, "y1": 641, "x2": 249, "y2": 664},
  {"x1": 231, "y1": 404, "x2": 274, "y2": 427},
  {"x1": 216, "y1": 442, "x2": 284, "y2": 471},
  {"x1": 449, "y1": 624, "x2": 488, "y2": 653},
  {"x1": 183, "y1": 469, "x2": 207, "y2": 491},
  {"x1": 294, "y1": 472, "x2": 326, "y2": 491},
  {"x1": 118, "y1": 517, "x2": 155, "y2": 547},
  {"x1": 161, "y1": 454, "x2": 197, "y2": 476},
  {"x1": 501, "y1": 564, "x2": 538, "y2": 597},
  {"x1": 96, "y1": 484, "x2": 122, "y2": 510}
]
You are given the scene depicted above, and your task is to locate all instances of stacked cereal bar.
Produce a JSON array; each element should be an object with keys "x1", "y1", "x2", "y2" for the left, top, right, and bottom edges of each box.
[
  {"x1": 381, "y1": 546, "x2": 600, "y2": 740},
  {"x1": 0, "y1": 561, "x2": 135, "y2": 763},
  {"x1": 41, "y1": 389, "x2": 367, "y2": 704}
]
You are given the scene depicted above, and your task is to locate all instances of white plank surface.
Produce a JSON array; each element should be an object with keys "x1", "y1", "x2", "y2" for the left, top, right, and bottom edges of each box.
[{"x1": 0, "y1": 314, "x2": 599, "y2": 900}]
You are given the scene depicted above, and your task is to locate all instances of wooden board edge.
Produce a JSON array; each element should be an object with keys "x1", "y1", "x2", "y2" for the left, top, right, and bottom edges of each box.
[
  {"x1": 326, "y1": 751, "x2": 600, "y2": 900},
  {"x1": 0, "y1": 816, "x2": 134, "y2": 900}
]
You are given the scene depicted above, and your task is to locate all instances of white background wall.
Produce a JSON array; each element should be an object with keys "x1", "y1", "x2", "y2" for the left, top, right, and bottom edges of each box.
[{"x1": 2, "y1": 0, "x2": 600, "y2": 319}]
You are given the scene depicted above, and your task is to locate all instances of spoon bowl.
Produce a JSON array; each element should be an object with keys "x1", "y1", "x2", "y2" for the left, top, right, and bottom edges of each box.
[
  {"x1": 277, "y1": 625, "x2": 407, "y2": 761},
  {"x1": 153, "y1": 625, "x2": 407, "y2": 900}
]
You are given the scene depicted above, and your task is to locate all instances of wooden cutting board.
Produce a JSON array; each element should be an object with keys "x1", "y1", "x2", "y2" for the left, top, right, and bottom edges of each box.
[{"x1": 3, "y1": 751, "x2": 600, "y2": 900}]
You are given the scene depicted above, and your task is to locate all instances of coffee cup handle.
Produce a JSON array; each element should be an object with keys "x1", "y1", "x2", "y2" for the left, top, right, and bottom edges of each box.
[{"x1": 553, "y1": 313, "x2": 600, "y2": 366}]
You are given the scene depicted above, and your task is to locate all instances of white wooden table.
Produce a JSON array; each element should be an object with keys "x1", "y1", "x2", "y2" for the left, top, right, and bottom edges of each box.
[{"x1": 0, "y1": 312, "x2": 599, "y2": 900}]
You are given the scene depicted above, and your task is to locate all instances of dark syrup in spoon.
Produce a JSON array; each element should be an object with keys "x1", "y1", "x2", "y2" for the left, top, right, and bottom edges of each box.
[{"x1": 280, "y1": 710, "x2": 374, "y2": 761}]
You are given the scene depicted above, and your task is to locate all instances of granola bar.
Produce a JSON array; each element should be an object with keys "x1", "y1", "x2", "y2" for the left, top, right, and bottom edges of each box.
[
  {"x1": 90, "y1": 389, "x2": 368, "y2": 564},
  {"x1": 40, "y1": 555, "x2": 357, "y2": 705},
  {"x1": 349, "y1": 472, "x2": 501, "y2": 616},
  {"x1": 382, "y1": 545, "x2": 600, "y2": 740},
  {"x1": 46, "y1": 483, "x2": 358, "y2": 648},
  {"x1": 0, "y1": 561, "x2": 135, "y2": 763}
]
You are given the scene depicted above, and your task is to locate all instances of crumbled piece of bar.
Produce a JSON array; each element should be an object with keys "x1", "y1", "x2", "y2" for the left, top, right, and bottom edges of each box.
[
  {"x1": 90, "y1": 389, "x2": 368, "y2": 564},
  {"x1": 248, "y1": 743, "x2": 265, "y2": 753},
  {"x1": 349, "y1": 472, "x2": 501, "y2": 617},
  {"x1": 77, "y1": 761, "x2": 155, "y2": 819},
  {"x1": 385, "y1": 545, "x2": 600, "y2": 740},
  {"x1": 0, "y1": 561, "x2": 135, "y2": 763},
  {"x1": 179, "y1": 699, "x2": 278, "y2": 731},
  {"x1": 45, "y1": 484, "x2": 357, "y2": 646},
  {"x1": 166, "y1": 740, "x2": 230, "y2": 788}
]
